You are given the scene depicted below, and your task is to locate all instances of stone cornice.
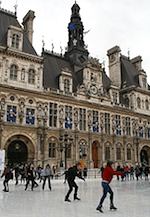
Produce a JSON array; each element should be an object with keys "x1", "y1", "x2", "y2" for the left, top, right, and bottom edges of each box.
[{"x1": 0, "y1": 46, "x2": 43, "y2": 63}]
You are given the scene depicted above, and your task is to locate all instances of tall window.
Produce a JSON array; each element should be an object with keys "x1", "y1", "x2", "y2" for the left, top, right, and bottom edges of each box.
[
  {"x1": 148, "y1": 128, "x2": 150, "y2": 138},
  {"x1": 139, "y1": 126, "x2": 143, "y2": 138},
  {"x1": 125, "y1": 117, "x2": 131, "y2": 136},
  {"x1": 127, "y1": 147, "x2": 131, "y2": 160},
  {"x1": 10, "y1": 64, "x2": 18, "y2": 80},
  {"x1": 49, "y1": 142, "x2": 56, "y2": 158},
  {"x1": 28, "y1": 69, "x2": 35, "y2": 84},
  {"x1": 65, "y1": 106, "x2": 72, "y2": 129},
  {"x1": 79, "y1": 140, "x2": 87, "y2": 158},
  {"x1": 116, "y1": 146, "x2": 121, "y2": 160},
  {"x1": 115, "y1": 115, "x2": 121, "y2": 135},
  {"x1": 79, "y1": 108, "x2": 86, "y2": 131},
  {"x1": 7, "y1": 105, "x2": 17, "y2": 123},
  {"x1": 26, "y1": 108, "x2": 35, "y2": 125},
  {"x1": 11, "y1": 34, "x2": 19, "y2": 49},
  {"x1": 137, "y1": 97, "x2": 141, "y2": 109},
  {"x1": 66, "y1": 144, "x2": 71, "y2": 158},
  {"x1": 112, "y1": 92, "x2": 118, "y2": 104},
  {"x1": 145, "y1": 100, "x2": 149, "y2": 110},
  {"x1": 49, "y1": 103, "x2": 57, "y2": 127},
  {"x1": 93, "y1": 110, "x2": 99, "y2": 132},
  {"x1": 64, "y1": 79, "x2": 70, "y2": 93},
  {"x1": 105, "y1": 146, "x2": 110, "y2": 160},
  {"x1": 104, "y1": 113, "x2": 110, "y2": 134}
]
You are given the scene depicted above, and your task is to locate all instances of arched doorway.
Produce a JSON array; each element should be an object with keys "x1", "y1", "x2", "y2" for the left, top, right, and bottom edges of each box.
[
  {"x1": 7, "y1": 140, "x2": 28, "y2": 164},
  {"x1": 140, "y1": 146, "x2": 150, "y2": 166},
  {"x1": 92, "y1": 141, "x2": 99, "y2": 168}
]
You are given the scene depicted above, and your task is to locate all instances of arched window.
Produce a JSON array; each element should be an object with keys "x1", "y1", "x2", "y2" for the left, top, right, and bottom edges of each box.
[
  {"x1": 137, "y1": 97, "x2": 141, "y2": 109},
  {"x1": 28, "y1": 69, "x2": 35, "y2": 84},
  {"x1": 10, "y1": 64, "x2": 18, "y2": 80},
  {"x1": 145, "y1": 100, "x2": 149, "y2": 110},
  {"x1": 12, "y1": 34, "x2": 19, "y2": 49},
  {"x1": 127, "y1": 147, "x2": 131, "y2": 160},
  {"x1": 105, "y1": 146, "x2": 110, "y2": 160},
  {"x1": 116, "y1": 146, "x2": 121, "y2": 160},
  {"x1": 49, "y1": 138, "x2": 56, "y2": 158}
]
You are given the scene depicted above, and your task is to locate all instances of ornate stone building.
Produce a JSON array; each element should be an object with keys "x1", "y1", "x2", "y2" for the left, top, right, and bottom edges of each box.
[{"x1": 0, "y1": 2, "x2": 150, "y2": 168}]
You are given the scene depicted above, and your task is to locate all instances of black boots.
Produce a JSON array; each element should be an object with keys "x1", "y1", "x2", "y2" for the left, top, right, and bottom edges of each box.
[
  {"x1": 96, "y1": 205, "x2": 103, "y2": 213},
  {"x1": 110, "y1": 204, "x2": 117, "y2": 210},
  {"x1": 74, "y1": 196, "x2": 80, "y2": 200},
  {"x1": 64, "y1": 198, "x2": 71, "y2": 202}
]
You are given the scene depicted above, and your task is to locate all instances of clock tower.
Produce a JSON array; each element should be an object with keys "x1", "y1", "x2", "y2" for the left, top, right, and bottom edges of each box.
[{"x1": 65, "y1": 1, "x2": 89, "y2": 69}]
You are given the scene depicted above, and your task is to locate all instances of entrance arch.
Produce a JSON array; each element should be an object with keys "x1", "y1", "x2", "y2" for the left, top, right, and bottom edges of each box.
[
  {"x1": 140, "y1": 146, "x2": 150, "y2": 166},
  {"x1": 5, "y1": 135, "x2": 35, "y2": 165},
  {"x1": 7, "y1": 140, "x2": 28, "y2": 164},
  {"x1": 92, "y1": 141, "x2": 100, "y2": 168}
]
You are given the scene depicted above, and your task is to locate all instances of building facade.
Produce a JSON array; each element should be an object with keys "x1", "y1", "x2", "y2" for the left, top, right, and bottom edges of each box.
[{"x1": 0, "y1": 3, "x2": 150, "y2": 168}]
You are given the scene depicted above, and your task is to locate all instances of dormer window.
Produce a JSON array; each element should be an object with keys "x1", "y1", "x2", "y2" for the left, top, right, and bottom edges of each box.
[
  {"x1": 59, "y1": 69, "x2": 73, "y2": 94},
  {"x1": 12, "y1": 34, "x2": 19, "y2": 49},
  {"x1": 28, "y1": 69, "x2": 35, "y2": 84},
  {"x1": 10, "y1": 64, "x2": 18, "y2": 81},
  {"x1": 7, "y1": 25, "x2": 23, "y2": 51}
]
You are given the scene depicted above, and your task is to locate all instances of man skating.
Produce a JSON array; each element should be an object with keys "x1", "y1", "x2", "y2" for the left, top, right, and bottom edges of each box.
[
  {"x1": 64, "y1": 162, "x2": 85, "y2": 202},
  {"x1": 96, "y1": 161, "x2": 123, "y2": 213}
]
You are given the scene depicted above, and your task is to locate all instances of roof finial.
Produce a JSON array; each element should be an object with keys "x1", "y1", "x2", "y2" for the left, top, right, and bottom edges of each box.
[
  {"x1": 42, "y1": 36, "x2": 45, "y2": 51},
  {"x1": 51, "y1": 43, "x2": 54, "y2": 53},
  {"x1": 127, "y1": 48, "x2": 130, "y2": 59},
  {"x1": 14, "y1": 0, "x2": 18, "y2": 16}
]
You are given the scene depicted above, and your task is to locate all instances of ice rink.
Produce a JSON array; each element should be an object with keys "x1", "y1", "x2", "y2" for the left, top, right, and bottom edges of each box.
[{"x1": 0, "y1": 177, "x2": 150, "y2": 217}]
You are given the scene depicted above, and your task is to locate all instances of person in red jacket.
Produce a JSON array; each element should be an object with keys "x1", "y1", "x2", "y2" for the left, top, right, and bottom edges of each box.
[{"x1": 96, "y1": 161, "x2": 123, "y2": 213}]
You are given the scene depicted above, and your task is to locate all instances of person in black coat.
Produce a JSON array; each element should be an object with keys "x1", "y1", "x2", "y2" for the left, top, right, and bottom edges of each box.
[
  {"x1": 64, "y1": 162, "x2": 85, "y2": 202},
  {"x1": 1, "y1": 165, "x2": 13, "y2": 192}
]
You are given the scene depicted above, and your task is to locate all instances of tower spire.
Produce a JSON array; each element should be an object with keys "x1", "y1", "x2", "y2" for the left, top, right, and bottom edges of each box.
[{"x1": 65, "y1": 2, "x2": 89, "y2": 66}]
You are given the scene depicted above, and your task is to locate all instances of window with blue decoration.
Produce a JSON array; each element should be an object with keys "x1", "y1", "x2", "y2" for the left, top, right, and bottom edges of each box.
[
  {"x1": 115, "y1": 115, "x2": 121, "y2": 136},
  {"x1": 26, "y1": 108, "x2": 35, "y2": 125},
  {"x1": 7, "y1": 105, "x2": 17, "y2": 123},
  {"x1": 92, "y1": 110, "x2": 99, "y2": 132},
  {"x1": 65, "y1": 106, "x2": 72, "y2": 129}
]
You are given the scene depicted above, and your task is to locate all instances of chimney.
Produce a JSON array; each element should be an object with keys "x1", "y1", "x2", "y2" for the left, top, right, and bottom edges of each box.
[
  {"x1": 107, "y1": 46, "x2": 121, "y2": 88},
  {"x1": 131, "y1": 56, "x2": 142, "y2": 71},
  {"x1": 22, "y1": 10, "x2": 35, "y2": 44}
]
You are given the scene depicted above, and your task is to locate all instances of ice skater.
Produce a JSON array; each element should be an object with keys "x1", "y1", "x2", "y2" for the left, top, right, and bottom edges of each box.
[
  {"x1": 96, "y1": 160, "x2": 123, "y2": 213},
  {"x1": 64, "y1": 162, "x2": 85, "y2": 202}
]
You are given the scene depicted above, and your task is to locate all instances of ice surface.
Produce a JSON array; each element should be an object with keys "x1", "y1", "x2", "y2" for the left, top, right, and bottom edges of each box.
[{"x1": 0, "y1": 177, "x2": 150, "y2": 217}]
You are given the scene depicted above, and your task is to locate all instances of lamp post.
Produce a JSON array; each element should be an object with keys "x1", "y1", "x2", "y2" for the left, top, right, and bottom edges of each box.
[{"x1": 59, "y1": 131, "x2": 73, "y2": 169}]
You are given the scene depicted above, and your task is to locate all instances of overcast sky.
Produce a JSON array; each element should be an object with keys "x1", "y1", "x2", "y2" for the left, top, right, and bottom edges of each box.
[{"x1": 2, "y1": 0, "x2": 150, "y2": 83}]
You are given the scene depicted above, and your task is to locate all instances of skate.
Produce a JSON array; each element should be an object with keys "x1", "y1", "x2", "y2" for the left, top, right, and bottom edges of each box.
[
  {"x1": 65, "y1": 198, "x2": 71, "y2": 202},
  {"x1": 110, "y1": 204, "x2": 117, "y2": 210},
  {"x1": 96, "y1": 206, "x2": 103, "y2": 213},
  {"x1": 74, "y1": 196, "x2": 81, "y2": 200}
]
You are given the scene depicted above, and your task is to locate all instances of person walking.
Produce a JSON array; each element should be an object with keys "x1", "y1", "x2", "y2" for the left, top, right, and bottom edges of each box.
[
  {"x1": 25, "y1": 165, "x2": 35, "y2": 191},
  {"x1": 42, "y1": 164, "x2": 52, "y2": 191},
  {"x1": 96, "y1": 160, "x2": 123, "y2": 213},
  {"x1": 64, "y1": 162, "x2": 85, "y2": 202},
  {"x1": 1, "y1": 165, "x2": 13, "y2": 192}
]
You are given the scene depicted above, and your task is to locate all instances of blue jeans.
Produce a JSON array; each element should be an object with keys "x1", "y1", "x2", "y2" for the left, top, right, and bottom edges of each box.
[{"x1": 98, "y1": 181, "x2": 114, "y2": 206}]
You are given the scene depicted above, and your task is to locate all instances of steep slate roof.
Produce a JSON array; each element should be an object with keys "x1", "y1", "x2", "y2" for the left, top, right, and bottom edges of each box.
[
  {"x1": 0, "y1": 8, "x2": 37, "y2": 56},
  {"x1": 43, "y1": 51, "x2": 80, "y2": 91},
  {"x1": 102, "y1": 69, "x2": 111, "y2": 91},
  {"x1": 121, "y1": 55, "x2": 139, "y2": 88}
]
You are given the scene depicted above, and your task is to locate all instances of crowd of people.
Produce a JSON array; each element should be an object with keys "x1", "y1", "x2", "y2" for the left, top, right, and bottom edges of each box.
[{"x1": 0, "y1": 161, "x2": 150, "y2": 213}]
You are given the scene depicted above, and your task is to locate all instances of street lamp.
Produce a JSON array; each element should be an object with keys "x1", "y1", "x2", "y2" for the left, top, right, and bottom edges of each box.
[{"x1": 59, "y1": 131, "x2": 73, "y2": 169}]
